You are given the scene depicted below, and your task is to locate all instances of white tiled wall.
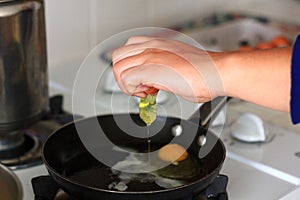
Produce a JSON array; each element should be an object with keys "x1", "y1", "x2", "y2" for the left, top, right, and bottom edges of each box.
[{"x1": 44, "y1": 0, "x2": 300, "y2": 68}]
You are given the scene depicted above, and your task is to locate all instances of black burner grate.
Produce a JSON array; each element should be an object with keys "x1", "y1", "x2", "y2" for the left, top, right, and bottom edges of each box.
[{"x1": 31, "y1": 175, "x2": 228, "y2": 200}]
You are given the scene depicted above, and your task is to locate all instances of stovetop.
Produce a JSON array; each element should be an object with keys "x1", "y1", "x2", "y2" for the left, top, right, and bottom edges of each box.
[
  {"x1": 0, "y1": 95, "x2": 82, "y2": 170},
  {"x1": 13, "y1": 36, "x2": 300, "y2": 199},
  {"x1": 13, "y1": 85, "x2": 300, "y2": 200},
  {"x1": 43, "y1": 79, "x2": 300, "y2": 200}
]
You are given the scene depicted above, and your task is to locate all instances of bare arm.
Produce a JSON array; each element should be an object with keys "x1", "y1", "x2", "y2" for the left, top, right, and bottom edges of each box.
[
  {"x1": 214, "y1": 47, "x2": 292, "y2": 112},
  {"x1": 113, "y1": 37, "x2": 292, "y2": 112}
]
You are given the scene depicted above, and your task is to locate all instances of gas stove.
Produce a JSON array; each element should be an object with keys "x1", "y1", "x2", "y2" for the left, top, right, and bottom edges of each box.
[
  {"x1": 12, "y1": 92, "x2": 300, "y2": 200},
  {"x1": 0, "y1": 95, "x2": 81, "y2": 170},
  {"x1": 1, "y1": 8, "x2": 299, "y2": 199},
  {"x1": 8, "y1": 57, "x2": 300, "y2": 200},
  {"x1": 7, "y1": 15, "x2": 300, "y2": 197}
]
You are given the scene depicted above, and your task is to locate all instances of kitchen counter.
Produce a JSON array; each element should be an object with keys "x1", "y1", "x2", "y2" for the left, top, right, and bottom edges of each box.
[
  {"x1": 227, "y1": 100, "x2": 300, "y2": 133},
  {"x1": 220, "y1": 101, "x2": 300, "y2": 199}
]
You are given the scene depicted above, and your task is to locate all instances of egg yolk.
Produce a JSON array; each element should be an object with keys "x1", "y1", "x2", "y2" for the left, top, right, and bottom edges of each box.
[{"x1": 158, "y1": 144, "x2": 188, "y2": 163}]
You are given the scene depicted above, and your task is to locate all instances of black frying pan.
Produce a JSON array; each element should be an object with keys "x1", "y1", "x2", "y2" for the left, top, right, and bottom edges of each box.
[{"x1": 42, "y1": 97, "x2": 228, "y2": 200}]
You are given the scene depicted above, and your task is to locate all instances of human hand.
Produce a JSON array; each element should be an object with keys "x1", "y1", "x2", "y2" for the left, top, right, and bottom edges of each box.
[{"x1": 112, "y1": 36, "x2": 225, "y2": 103}]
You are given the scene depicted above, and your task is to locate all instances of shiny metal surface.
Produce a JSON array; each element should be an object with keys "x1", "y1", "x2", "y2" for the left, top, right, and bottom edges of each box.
[
  {"x1": 0, "y1": 131, "x2": 24, "y2": 151},
  {"x1": 0, "y1": 0, "x2": 15, "y2": 3},
  {"x1": 0, "y1": 163, "x2": 23, "y2": 200},
  {"x1": 0, "y1": 133, "x2": 41, "y2": 170},
  {"x1": 171, "y1": 124, "x2": 183, "y2": 137},
  {"x1": 0, "y1": 0, "x2": 48, "y2": 132}
]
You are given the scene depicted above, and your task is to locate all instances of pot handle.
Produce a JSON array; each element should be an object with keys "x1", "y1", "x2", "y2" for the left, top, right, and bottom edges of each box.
[{"x1": 188, "y1": 96, "x2": 231, "y2": 130}]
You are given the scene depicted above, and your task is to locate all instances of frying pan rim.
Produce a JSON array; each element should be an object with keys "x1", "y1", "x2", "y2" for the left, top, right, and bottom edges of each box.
[{"x1": 42, "y1": 113, "x2": 226, "y2": 195}]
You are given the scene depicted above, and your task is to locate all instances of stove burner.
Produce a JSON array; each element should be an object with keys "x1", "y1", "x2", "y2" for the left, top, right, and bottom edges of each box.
[
  {"x1": 0, "y1": 95, "x2": 82, "y2": 170},
  {"x1": 0, "y1": 131, "x2": 26, "y2": 159},
  {"x1": 31, "y1": 175, "x2": 228, "y2": 200},
  {"x1": 0, "y1": 132, "x2": 40, "y2": 169}
]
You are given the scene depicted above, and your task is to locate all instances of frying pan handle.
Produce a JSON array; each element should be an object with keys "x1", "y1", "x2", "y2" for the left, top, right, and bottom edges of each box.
[{"x1": 188, "y1": 96, "x2": 231, "y2": 130}]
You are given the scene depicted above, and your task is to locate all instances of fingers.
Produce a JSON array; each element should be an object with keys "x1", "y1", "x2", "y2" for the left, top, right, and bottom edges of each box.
[
  {"x1": 117, "y1": 63, "x2": 171, "y2": 95},
  {"x1": 112, "y1": 37, "x2": 180, "y2": 64},
  {"x1": 118, "y1": 63, "x2": 205, "y2": 102},
  {"x1": 112, "y1": 44, "x2": 145, "y2": 64},
  {"x1": 111, "y1": 36, "x2": 217, "y2": 103},
  {"x1": 113, "y1": 51, "x2": 145, "y2": 86},
  {"x1": 113, "y1": 48, "x2": 166, "y2": 85},
  {"x1": 112, "y1": 36, "x2": 155, "y2": 64},
  {"x1": 125, "y1": 36, "x2": 154, "y2": 45},
  {"x1": 116, "y1": 57, "x2": 200, "y2": 97}
]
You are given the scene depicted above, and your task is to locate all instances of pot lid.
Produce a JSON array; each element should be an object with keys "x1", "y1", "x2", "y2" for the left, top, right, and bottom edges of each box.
[{"x1": 0, "y1": 164, "x2": 23, "y2": 200}]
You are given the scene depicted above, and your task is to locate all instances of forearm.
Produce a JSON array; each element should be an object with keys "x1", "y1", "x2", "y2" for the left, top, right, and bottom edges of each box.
[
  {"x1": 113, "y1": 36, "x2": 293, "y2": 112},
  {"x1": 215, "y1": 47, "x2": 292, "y2": 112}
]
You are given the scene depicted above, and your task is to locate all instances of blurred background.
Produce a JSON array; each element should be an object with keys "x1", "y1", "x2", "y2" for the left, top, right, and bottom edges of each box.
[{"x1": 44, "y1": 0, "x2": 300, "y2": 68}]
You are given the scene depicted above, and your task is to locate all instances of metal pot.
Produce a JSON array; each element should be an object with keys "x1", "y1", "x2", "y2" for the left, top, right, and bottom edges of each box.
[
  {"x1": 0, "y1": 0, "x2": 48, "y2": 133},
  {"x1": 0, "y1": 163, "x2": 23, "y2": 200}
]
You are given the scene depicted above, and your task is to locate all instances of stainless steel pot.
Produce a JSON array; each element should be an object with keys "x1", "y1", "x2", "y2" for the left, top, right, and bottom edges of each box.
[
  {"x1": 0, "y1": 163, "x2": 23, "y2": 200},
  {"x1": 0, "y1": 0, "x2": 48, "y2": 133}
]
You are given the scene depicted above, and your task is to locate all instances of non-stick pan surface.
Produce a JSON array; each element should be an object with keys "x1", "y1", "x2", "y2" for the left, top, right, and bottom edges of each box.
[{"x1": 42, "y1": 114, "x2": 225, "y2": 200}]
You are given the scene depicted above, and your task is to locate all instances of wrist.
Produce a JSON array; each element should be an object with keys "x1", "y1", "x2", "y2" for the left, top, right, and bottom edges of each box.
[{"x1": 208, "y1": 51, "x2": 239, "y2": 98}]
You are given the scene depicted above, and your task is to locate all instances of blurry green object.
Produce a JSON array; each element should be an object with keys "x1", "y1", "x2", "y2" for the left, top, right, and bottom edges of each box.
[{"x1": 139, "y1": 93, "x2": 157, "y2": 125}]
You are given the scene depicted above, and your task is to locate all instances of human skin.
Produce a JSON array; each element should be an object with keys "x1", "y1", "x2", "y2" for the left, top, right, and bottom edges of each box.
[{"x1": 112, "y1": 36, "x2": 292, "y2": 112}]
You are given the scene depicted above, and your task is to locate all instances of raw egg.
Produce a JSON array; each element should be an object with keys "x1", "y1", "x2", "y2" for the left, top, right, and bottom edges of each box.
[{"x1": 158, "y1": 144, "x2": 188, "y2": 163}]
